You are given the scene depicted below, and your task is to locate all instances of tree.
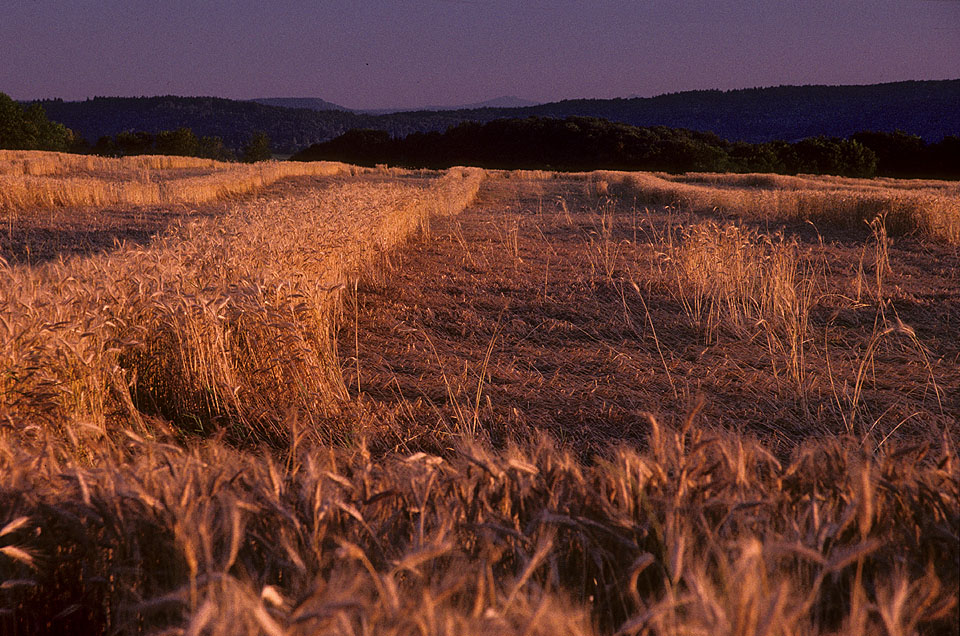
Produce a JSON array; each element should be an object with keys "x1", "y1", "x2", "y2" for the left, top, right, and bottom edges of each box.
[
  {"x1": 155, "y1": 127, "x2": 200, "y2": 156},
  {"x1": 0, "y1": 92, "x2": 74, "y2": 151},
  {"x1": 241, "y1": 132, "x2": 272, "y2": 162},
  {"x1": 116, "y1": 130, "x2": 156, "y2": 155},
  {"x1": 852, "y1": 131, "x2": 925, "y2": 178},
  {"x1": 93, "y1": 135, "x2": 121, "y2": 157},
  {"x1": 198, "y1": 135, "x2": 234, "y2": 161},
  {"x1": 835, "y1": 139, "x2": 877, "y2": 178},
  {"x1": 0, "y1": 93, "x2": 29, "y2": 148},
  {"x1": 290, "y1": 116, "x2": 890, "y2": 177},
  {"x1": 790, "y1": 137, "x2": 876, "y2": 177},
  {"x1": 925, "y1": 136, "x2": 960, "y2": 180}
]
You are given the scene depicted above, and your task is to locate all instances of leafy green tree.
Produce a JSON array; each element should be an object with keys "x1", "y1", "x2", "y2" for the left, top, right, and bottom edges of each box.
[
  {"x1": 0, "y1": 93, "x2": 29, "y2": 148},
  {"x1": 835, "y1": 138, "x2": 877, "y2": 178},
  {"x1": 0, "y1": 92, "x2": 74, "y2": 151},
  {"x1": 197, "y1": 135, "x2": 234, "y2": 161},
  {"x1": 116, "y1": 130, "x2": 156, "y2": 155},
  {"x1": 852, "y1": 131, "x2": 925, "y2": 177},
  {"x1": 241, "y1": 131, "x2": 272, "y2": 162},
  {"x1": 155, "y1": 127, "x2": 200, "y2": 156},
  {"x1": 791, "y1": 137, "x2": 876, "y2": 177},
  {"x1": 925, "y1": 136, "x2": 960, "y2": 180},
  {"x1": 93, "y1": 135, "x2": 121, "y2": 157},
  {"x1": 728, "y1": 141, "x2": 783, "y2": 173},
  {"x1": 291, "y1": 116, "x2": 891, "y2": 178}
]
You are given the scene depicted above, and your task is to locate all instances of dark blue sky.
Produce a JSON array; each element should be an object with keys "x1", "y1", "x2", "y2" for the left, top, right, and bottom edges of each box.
[{"x1": 2, "y1": 0, "x2": 958, "y2": 109}]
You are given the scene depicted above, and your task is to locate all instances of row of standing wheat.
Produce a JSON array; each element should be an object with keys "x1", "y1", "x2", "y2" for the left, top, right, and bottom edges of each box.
[
  {"x1": 1, "y1": 410, "x2": 956, "y2": 635},
  {"x1": 0, "y1": 151, "x2": 366, "y2": 213},
  {"x1": 0, "y1": 165, "x2": 484, "y2": 448},
  {"x1": 583, "y1": 170, "x2": 960, "y2": 245}
]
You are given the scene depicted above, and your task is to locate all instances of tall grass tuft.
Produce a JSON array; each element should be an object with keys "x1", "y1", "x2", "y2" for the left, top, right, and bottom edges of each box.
[{"x1": 661, "y1": 222, "x2": 816, "y2": 389}]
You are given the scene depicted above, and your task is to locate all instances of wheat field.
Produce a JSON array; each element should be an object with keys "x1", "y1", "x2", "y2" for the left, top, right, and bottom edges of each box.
[
  {"x1": 594, "y1": 171, "x2": 960, "y2": 245},
  {"x1": 0, "y1": 151, "x2": 368, "y2": 214},
  {"x1": 0, "y1": 155, "x2": 957, "y2": 635}
]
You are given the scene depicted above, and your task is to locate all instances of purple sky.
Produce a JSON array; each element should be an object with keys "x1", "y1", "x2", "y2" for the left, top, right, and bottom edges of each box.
[{"x1": 2, "y1": 0, "x2": 958, "y2": 109}]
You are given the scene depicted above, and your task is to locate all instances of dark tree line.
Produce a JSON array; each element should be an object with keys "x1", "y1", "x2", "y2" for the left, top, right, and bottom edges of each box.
[
  {"x1": 850, "y1": 130, "x2": 960, "y2": 179},
  {"x1": 86, "y1": 128, "x2": 235, "y2": 160},
  {"x1": 76, "y1": 128, "x2": 273, "y2": 162},
  {"x1": 291, "y1": 117, "x2": 960, "y2": 179},
  {"x1": 2, "y1": 92, "x2": 273, "y2": 162},
  {"x1": 83, "y1": 128, "x2": 272, "y2": 162}
]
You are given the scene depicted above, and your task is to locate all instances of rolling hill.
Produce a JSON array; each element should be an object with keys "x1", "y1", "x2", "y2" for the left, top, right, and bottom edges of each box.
[
  {"x1": 30, "y1": 80, "x2": 960, "y2": 155},
  {"x1": 250, "y1": 97, "x2": 350, "y2": 111}
]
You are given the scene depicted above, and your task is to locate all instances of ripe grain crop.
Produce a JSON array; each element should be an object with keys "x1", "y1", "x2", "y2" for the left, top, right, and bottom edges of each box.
[
  {"x1": 0, "y1": 161, "x2": 956, "y2": 635},
  {"x1": 0, "y1": 150, "x2": 223, "y2": 177},
  {"x1": 0, "y1": 151, "x2": 360, "y2": 215},
  {"x1": 589, "y1": 173, "x2": 952, "y2": 437},
  {"x1": 662, "y1": 171, "x2": 960, "y2": 194},
  {"x1": 657, "y1": 222, "x2": 815, "y2": 393},
  {"x1": 1, "y1": 416, "x2": 955, "y2": 635},
  {"x1": 0, "y1": 164, "x2": 483, "y2": 447},
  {"x1": 596, "y1": 171, "x2": 960, "y2": 244}
]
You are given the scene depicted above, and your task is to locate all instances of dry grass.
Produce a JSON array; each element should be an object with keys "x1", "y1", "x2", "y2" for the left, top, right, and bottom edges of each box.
[
  {"x1": 0, "y1": 160, "x2": 957, "y2": 634},
  {"x1": 1, "y1": 418, "x2": 955, "y2": 635},
  {"x1": 659, "y1": 223, "x2": 806, "y2": 341},
  {"x1": 0, "y1": 150, "x2": 224, "y2": 177},
  {"x1": 344, "y1": 174, "x2": 954, "y2": 443},
  {"x1": 662, "y1": 171, "x2": 960, "y2": 194},
  {"x1": 597, "y1": 171, "x2": 960, "y2": 245},
  {"x1": 656, "y1": 222, "x2": 815, "y2": 392},
  {"x1": 0, "y1": 151, "x2": 361, "y2": 216},
  {"x1": 649, "y1": 216, "x2": 950, "y2": 437},
  {"x1": 0, "y1": 165, "x2": 483, "y2": 448}
]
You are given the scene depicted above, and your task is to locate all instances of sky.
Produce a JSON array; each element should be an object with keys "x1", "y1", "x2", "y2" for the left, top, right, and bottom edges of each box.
[{"x1": 1, "y1": 0, "x2": 958, "y2": 110}]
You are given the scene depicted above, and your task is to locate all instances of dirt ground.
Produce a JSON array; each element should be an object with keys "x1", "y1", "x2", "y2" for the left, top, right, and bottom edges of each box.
[{"x1": 337, "y1": 175, "x2": 959, "y2": 457}]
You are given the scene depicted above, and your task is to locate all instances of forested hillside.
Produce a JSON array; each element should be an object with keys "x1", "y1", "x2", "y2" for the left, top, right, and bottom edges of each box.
[
  {"x1": 250, "y1": 97, "x2": 350, "y2": 111},
  {"x1": 30, "y1": 80, "x2": 960, "y2": 154}
]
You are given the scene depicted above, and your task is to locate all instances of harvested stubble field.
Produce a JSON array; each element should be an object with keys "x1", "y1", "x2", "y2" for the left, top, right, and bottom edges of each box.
[{"x1": 0, "y1": 156, "x2": 958, "y2": 636}]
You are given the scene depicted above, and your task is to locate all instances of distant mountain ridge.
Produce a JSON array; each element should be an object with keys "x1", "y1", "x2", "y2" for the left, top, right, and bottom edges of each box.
[
  {"x1": 251, "y1": 95, "x2": 538, "y2": 114},
  {"x1": 250, "y1": 97, "x2": 350, "y2": 111},
  {"x1": 360, "y1": 96, "x2": 540, "y2": 114},
  {"x1": 30, "y1": 80, "x2": 960, "y2": 155}
]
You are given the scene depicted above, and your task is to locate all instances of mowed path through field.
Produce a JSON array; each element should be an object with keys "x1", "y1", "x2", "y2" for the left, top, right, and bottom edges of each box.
[{"x1": 339, "y1": 174, "x2": 959, "y2": 456}]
